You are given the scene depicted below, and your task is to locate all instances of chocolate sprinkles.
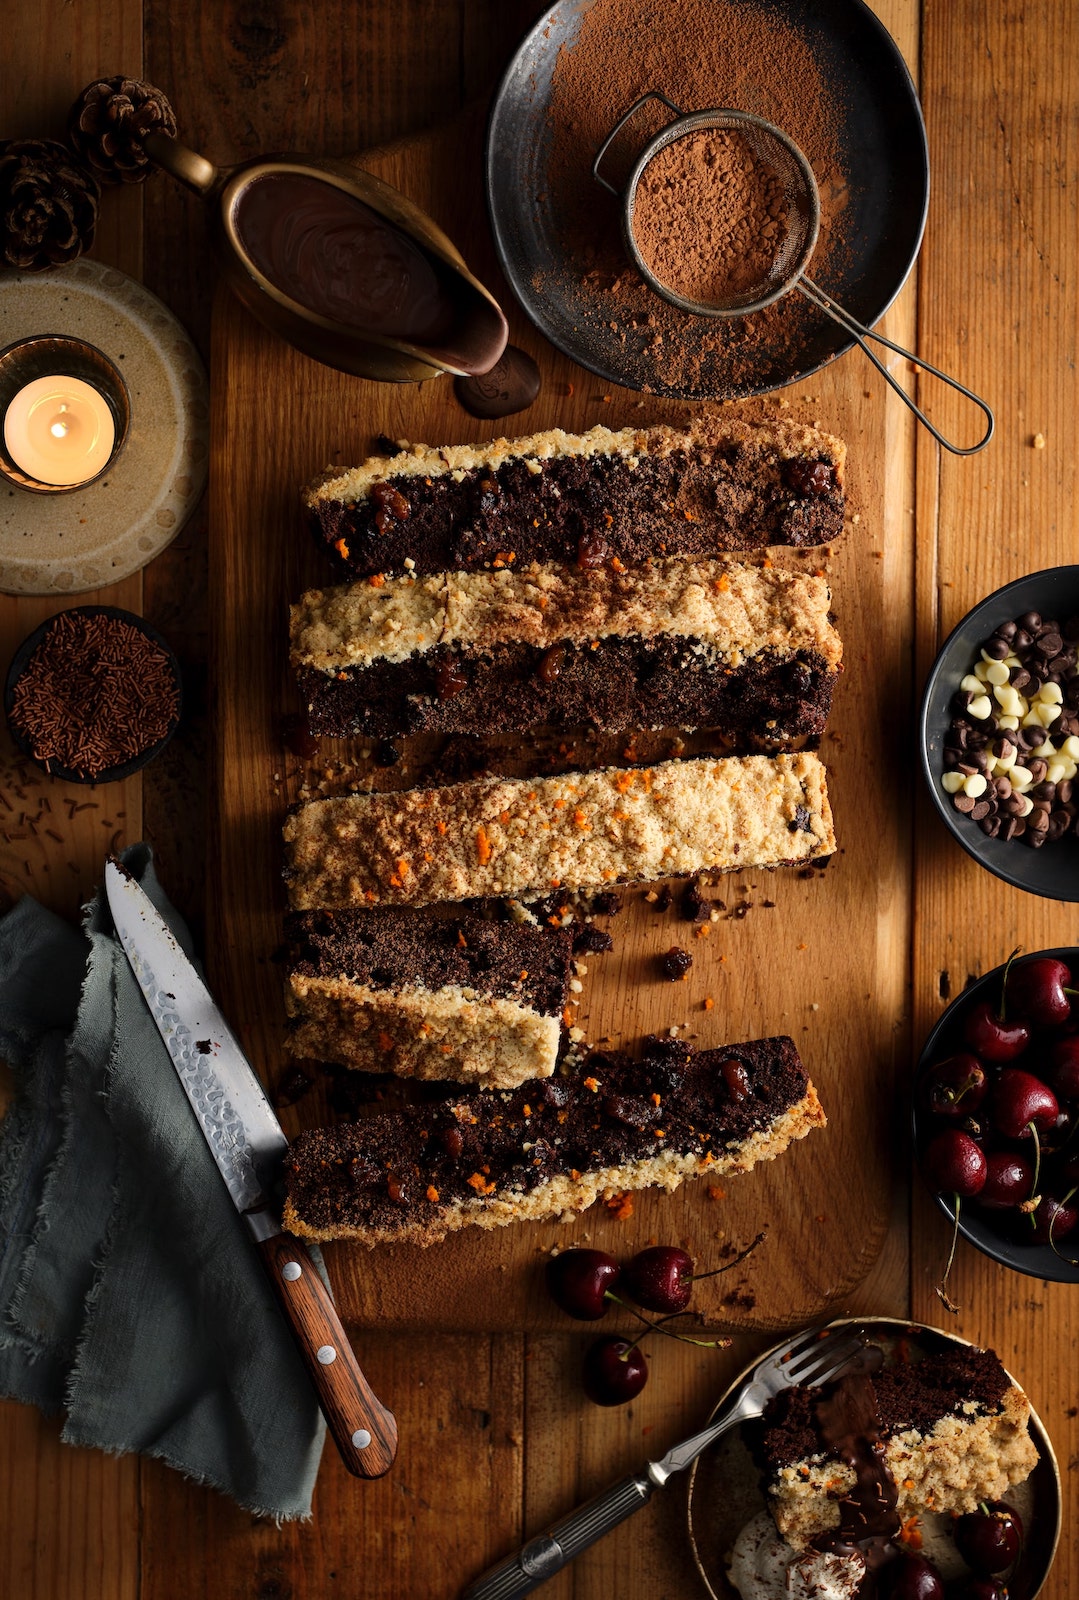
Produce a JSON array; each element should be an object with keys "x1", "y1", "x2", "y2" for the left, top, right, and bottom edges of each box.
[{"x1": 8, "y1": 609, "x2": 180, "y2": 781}]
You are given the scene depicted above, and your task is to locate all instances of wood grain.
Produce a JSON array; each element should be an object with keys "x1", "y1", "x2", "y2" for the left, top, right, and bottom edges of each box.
[
  {"x1": 5, "y1": 0, "x2": 1079, "y2": 1596},
  {"x1": 208, "y1": 101, "x2": 913, "y2": 1332}
]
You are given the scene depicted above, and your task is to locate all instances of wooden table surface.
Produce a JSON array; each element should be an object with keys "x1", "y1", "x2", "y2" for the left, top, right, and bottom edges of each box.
[{"x1": 2, "y1": 2, "x2": 1078, "y2": 1596}]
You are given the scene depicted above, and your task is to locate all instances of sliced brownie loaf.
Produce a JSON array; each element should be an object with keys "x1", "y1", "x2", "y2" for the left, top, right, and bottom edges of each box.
[
  {"x1": 282, "y1": 1033, "x2": 825, "y2": 1245},
  {"x1": 304, "y1": 412, "x2": 846, "y2": 579}
]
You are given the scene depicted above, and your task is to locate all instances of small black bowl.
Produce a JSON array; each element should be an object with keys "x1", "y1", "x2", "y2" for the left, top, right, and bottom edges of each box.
[
  {"x1": 4, "y1": 604, "x2": 183, "y2": 785},
  {"x1": 919, "y1": 566, "x2": 1079, "y2": 901},
  {"x1": 913, "y1": 946, "x2": 1079, "y2": 1284}
]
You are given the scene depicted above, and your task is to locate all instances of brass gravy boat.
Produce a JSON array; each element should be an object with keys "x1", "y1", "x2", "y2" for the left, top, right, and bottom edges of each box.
[{"x1": 143, "y1": 132, "x2": 508, "y2": 384}]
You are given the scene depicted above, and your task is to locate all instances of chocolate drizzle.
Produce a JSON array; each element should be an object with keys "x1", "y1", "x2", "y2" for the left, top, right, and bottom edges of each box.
[{"x1": 813, "y1": 1349, "x2": 900, "y2": 1593}]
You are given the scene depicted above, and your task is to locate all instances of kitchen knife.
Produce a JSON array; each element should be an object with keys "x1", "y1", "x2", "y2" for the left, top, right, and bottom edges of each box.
[{"x1": 104, "y1": 859, "x2": 398, "y2": 1479}]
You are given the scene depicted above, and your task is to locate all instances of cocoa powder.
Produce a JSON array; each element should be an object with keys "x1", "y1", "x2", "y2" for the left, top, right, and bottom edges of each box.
[
  {"x1": 631, "y1": 128, "x2": 790, "y2": 307},
  {"x1": 542, "y1": 0, "x2": 853, "y2": 395}
]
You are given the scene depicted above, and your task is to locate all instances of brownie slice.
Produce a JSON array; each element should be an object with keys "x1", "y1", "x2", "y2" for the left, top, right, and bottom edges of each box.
[
  {"x1": 282, "y1": 1033, "x2": 825, "y2": 1244},
  {"x1": 290, "y1": 560, "x2": 842, "y2": 743},
  {"x1": 303, "y1": 413, "x2": 846, "y2": 579},
  {"x1": 750, "y1": 1336, "x2": 1039, "y2": 1552},
  {"x1": 283, "y1": 752, "x2": 835, "y2": 911},
  {"x1": 286, "y1": 908, "x2": 574, "y2": 1088}
]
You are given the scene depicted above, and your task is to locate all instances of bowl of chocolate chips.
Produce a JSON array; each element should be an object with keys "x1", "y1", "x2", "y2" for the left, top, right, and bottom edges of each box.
[{"x1": 920, "y1": 567, "x2": 1079, "y2": 899}]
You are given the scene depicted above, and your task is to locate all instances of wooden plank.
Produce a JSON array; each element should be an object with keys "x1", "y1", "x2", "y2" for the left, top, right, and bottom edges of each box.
[
  {"x1": 912, "y1": 6, "x2": 1079, "y2": 1600},
  {"x1": 0, "y1": 13, "x2": 146, "y2": 1600},
  {"x1": 139, "y1": 1333, "x2": 525, "y2": 1600}
]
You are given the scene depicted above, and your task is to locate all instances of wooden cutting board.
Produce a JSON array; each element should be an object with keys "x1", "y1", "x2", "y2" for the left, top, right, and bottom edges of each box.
[{"x1": 208, "y1": 111, "x2": 914, "y2": 1333}]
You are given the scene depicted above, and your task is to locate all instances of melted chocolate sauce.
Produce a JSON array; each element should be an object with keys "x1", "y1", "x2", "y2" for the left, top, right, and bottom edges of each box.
[
  {"x1": 235, "y1": 172, "x2": 456, "y2": 343},
  {"x1": 813, "y1": 1348, "x2": 901, "y2": 1595}
]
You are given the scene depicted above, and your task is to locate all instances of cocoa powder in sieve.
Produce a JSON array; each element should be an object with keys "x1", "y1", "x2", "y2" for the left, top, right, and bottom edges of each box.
[
  {"x1": 542, "y1": 0, "x2": 853, "y2": 395},
  {"x1": 631, "y1": 128, "x2": 790, "y2": 307}
]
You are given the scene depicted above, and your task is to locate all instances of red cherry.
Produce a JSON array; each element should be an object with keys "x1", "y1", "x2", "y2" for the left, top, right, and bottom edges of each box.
[
  {"x1": 545, "y1": 1249, "x2": 620, "y2": 1320},
  {"x1": 1060, "y1": 1152, "x2": 1079, "y2": 1186},
  {"x1": 954, "y1": 1502, "x2": 1023, "y2": 1574},
  {"x1": 1049, "y1": 1035, "x2": 1079, "y2": 1100},
  {"x1": 978, "y1": 1151, "x2": 1033, "y2": 1209},
  {"x1": 954, "y1": 1582, "x2": 1009, "y2": 1600},
  {"x1": 883, "y1": 1553, "x2": 944, "y2": 1600},
  {"x1": 990, "y1": 1068, "x2": 1059, "y2": 1139},
  {"x1": 962, "y1": 1001, "x2": 1030, "y2": 1062},
  {"x1": 922, "y1": 1053, "x2": 988, "y2": 1118},
  {"x1": 1007, "y1": 956, "x2": 1073, "y2": 1026},
  {"x1": 581, "y1": 1336, "x2": 648, "y2": 1405},
  {"x1": 922, "y1": 1129, "x2": 987, "y2": 1197},
  {"x1": 1032, "y1": 1194, "x2": 1079, "y2": 1244},
  {"x1": 622, "y1": 1245, "x2": 694, "y2": 1314}
]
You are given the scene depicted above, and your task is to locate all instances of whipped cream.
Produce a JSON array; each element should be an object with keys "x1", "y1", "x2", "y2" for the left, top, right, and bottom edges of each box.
[{"x1": 728, "y1": 1513, "x2": 866, "y2": 1600}]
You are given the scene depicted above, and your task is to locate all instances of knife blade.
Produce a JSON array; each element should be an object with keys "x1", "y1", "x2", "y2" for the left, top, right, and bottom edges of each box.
[{"x1": 104, "y1": 859, "x2": 398, "y2": 1479}]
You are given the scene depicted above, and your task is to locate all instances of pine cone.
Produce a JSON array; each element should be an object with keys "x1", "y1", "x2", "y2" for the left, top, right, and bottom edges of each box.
[
  {"x1": 67, "y1": 76, "x2": 178, "y2": 186},
  {"x1": 0, "y1": 139, "x2": 100, "y2": 272}
]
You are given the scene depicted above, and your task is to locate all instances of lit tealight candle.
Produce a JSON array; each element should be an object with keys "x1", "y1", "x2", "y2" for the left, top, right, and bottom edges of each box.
[{"x1": 3, "y1": 374, "x2": 116, "y2": 487}]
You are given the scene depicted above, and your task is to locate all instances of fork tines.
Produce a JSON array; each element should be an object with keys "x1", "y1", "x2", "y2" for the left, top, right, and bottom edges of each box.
[{"x1": 781, "y1": 1329, "x2": 866, "y2": 1389}]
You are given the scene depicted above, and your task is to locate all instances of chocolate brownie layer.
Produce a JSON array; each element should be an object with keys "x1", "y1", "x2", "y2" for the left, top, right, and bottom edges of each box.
[
  {"x1": 750, "y1": 1339, "x2": 1038, "y2": 1551},
  {"x1": 303, "y1": 413, "x2": 846, "y2": 578},
  {"x1": 291, "y1": 560, "x2": 841, "y2": 741},
  {"x1": 283, "y1": 752, "x2": 835, "y2": 910},
  {"x1": 286, "y1": 909, "x2": 573, "y2": 1087},
  {"x1": 282, "y1": 1034, "x2": 826, "y2": 1244}
]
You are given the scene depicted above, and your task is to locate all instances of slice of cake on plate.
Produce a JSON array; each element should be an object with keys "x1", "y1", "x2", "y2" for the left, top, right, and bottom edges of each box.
[
  {"x1": 282, "y1": 1033, "x2": 825, "y2": 1245},
  {"x1": 750, "y1": 1336, "x2": 1039, "y2": 1552}
]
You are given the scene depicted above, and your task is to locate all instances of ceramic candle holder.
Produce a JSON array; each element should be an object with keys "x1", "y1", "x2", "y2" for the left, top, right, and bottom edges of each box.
[{"x1": 0, "y1": 334, "x2": 130, "y2": 494}]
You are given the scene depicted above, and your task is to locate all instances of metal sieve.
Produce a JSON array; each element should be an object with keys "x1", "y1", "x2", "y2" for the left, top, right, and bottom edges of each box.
[{"x1": 593, "y1": 93, "x2": 994, "y2": 455}]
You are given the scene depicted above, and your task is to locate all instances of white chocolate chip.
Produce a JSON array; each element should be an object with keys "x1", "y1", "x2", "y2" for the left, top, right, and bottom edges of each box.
[
  {"x1": 1015, "y1": 794, "x2": 1034, "y2": 817},
  {"x1": 961, "y1": 674, "x2": 984, "y2": 694},
  {"x1": 1063, "y1": 759, "x2": 1078, "y2": 781},
  {"x1": 1047, "y1": 760, "x2": 1067, "y2": 783},
  {"x1": 942, "y1": 771, "x2": 966, "y2": 793},
  {"x1": 1038, "y1": 681, "x2": 1064, "y2": 704},
  {"x1": 1011, "y1": 765, "x2": 1033, "y2": 789},
  {"x1": 973, "y1": 661, "x2": 991, "y2": 682},
  {"x1": 1032, "y1": 739, "x2": 1057, "y2": 757},
  {"x1": 984, "y1": 661, "x2": 1011, "y2": 685},
  {"x1": 963, "y1": 773, "x2": 988, "y2": 798},
  {"x1": 968, "y1": 695, "x2": 992, "y2": 719},
  {"x1": 1037, "y1": 702, "x2": 1061, "y2": 726},
  {"x1": 994, "y1": 746, "x2": 1017, "y2": 771},
  {"x1": 1063, "y1": 736, "x2": 1079, "y2": 759},
  {"x1": 994, "y1": 685, "x2": 1024, "y2": 716},
  {"x1": 998, "y1": 714, "x2": 1020, "y2": 730},
  {"x1": 1021, "y1": 709, "x2": 1044, "y2": 728}
]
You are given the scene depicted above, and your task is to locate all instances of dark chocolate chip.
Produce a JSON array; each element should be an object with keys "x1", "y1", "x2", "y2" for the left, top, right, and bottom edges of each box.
[{"x1": 659, "y1": 946, "x2": 693, "y2": 981}]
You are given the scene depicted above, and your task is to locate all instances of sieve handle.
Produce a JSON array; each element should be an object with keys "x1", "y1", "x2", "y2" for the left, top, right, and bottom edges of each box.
[
  {"x1": 592, "y1": 91, "x2": 685, "y2": 194},
  {"x1": 798, "y1": 277, "x2": 995, "y2": 455}
]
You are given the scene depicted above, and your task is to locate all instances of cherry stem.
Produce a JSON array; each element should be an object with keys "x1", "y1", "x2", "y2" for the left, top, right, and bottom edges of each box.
[
  {"x1": 689, "y1": 1230, "x2": 767, "y2": 1282},
  {"x1": 935, "y1": 1192, "x2": 962, "y2": 1316},
  {"x1": 1027, "y1": 1122, "x2": 1043, "y2": 1224},
  {"x1": 997, "y1": 946, "x2": 1023, "y2": 1022},
  {"x1": 602, "y1": 1292, "x2": 729, "y2": 1349},
  {"x1": 1047, "y1": 1183, "x2": 1079, "y2": 1267}
]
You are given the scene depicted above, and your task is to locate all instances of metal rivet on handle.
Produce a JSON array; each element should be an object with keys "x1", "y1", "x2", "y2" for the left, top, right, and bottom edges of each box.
[
  {"x1": 351, "y1": 1429, "x2": 372, "y2": 1449},
  {"x1": 281, "y1": 1261, "x2": 302, "y2": 1281},
  {"x1": 316, "y1": 1345, "x2": 337, "y2": 1364}
]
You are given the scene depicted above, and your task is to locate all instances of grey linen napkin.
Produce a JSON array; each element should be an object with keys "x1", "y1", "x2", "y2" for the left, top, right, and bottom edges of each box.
[{"x1": 0, "y1": 843, "x2": 325, "y2": 1518}]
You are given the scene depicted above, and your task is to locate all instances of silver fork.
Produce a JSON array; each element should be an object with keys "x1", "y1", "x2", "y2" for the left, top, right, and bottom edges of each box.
[{"x1": 460, "y1": 1324, "x2": 865, "y2": 1600}]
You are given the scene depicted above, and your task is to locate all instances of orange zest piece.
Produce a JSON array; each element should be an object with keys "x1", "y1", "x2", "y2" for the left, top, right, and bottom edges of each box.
[
  {"x1": 368, "y1": 573, "x2": 385, "y2": 588},
  {"x1": 475, "y1": 825, "x2": 492, "y2": 865},
  {"x1": 333, "y1": 537, "x2": 350, "y2": 560}
]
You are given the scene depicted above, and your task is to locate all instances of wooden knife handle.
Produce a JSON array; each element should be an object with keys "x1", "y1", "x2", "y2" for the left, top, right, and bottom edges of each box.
[{"x1": 257, "y1": 1231, "x2": 398, "y2": 1478}]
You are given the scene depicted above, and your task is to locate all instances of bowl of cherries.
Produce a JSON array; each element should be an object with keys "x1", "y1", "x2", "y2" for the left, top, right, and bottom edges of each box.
[{"x1": 915, "y1": 947, "x2": 1079, "y2": 1285}]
